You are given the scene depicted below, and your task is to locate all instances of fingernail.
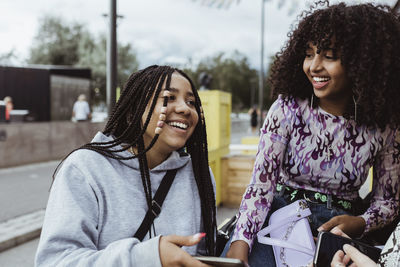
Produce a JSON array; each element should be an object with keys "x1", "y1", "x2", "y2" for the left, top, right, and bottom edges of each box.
[
  {"x1": 317, "y1": 227, "x2": 322, "y2": 232},
  {"x1": 343, "y1": 244, "x2": 350, "y2": 250},
  {"x1": 193, "y1": 233, "x2": 206, "y2": 239}
]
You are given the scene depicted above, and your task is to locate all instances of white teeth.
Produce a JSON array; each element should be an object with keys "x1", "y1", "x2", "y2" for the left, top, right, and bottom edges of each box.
[
  {"x1": 313, "y1": 77, "x2": 330, "y2": 82},
  {"x1": 168, "y1": 121, "x2": 188, "y2": 129}
]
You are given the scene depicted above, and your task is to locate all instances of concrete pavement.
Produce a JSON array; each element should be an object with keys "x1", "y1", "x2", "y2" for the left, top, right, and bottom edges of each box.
[
  {"x1": 0, "y1": 161, "x2": 56, "y2": 221},
  {"x1": 0, "y1": 238, "x2": 39, "y2": 267},
  {"x1": 0, "y1": 160, "x2": 57, "y2": 254},
  {"x1": 0, "y1": 210, "x2": 44, "y2": 252}
]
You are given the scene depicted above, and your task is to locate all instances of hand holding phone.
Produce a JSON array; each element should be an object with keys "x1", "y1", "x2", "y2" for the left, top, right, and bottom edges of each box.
[
  {"x1": 331, "y1": 242, "x2": 380, "y2": 267},
  {"x1": 313, "y1": 231, "x2": 381, "y2": 267}
]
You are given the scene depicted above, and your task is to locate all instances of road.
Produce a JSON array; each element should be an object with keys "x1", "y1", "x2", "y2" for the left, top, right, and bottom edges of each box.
[{"x1": 0, "y1": 161, "x2": 57, "y2": 222}]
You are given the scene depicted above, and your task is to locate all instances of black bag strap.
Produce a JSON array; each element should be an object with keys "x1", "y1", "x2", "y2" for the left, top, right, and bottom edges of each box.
[{"x1": 134, "y1": 169, "x2": 178, "y2": 241}]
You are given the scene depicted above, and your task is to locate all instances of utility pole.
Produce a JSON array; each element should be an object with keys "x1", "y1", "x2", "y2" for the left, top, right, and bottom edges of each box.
[
  {"x1": 258, "y1": 0, "x2": 265, "y2": 130},
  {"x1": 107, "y1": 0, "x2": 117, "y2": 116}
]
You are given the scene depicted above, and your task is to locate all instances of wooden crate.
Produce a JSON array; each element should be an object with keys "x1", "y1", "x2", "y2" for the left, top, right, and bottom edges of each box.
[{"x1": 221, "y1": 155, "x2": 255, "y2": 208}]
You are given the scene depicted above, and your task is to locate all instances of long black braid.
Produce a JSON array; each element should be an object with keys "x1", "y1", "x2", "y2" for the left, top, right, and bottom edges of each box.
[{"x1": 53, "y1": 65, "x2": 217, "y2": 255}]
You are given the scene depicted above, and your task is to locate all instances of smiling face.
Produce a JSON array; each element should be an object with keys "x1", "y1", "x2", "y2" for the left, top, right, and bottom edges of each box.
[
  {"x1": 303, "y1": 42, "x2": 352, "y2": 114},
  {"x1": 142, "y1": 72, "x2": 199, "y2": 157}
]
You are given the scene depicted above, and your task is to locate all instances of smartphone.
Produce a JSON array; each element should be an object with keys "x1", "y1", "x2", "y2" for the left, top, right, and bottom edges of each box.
[
  {"x1": 194, "y1": 256, "x2": 246, "y2": 267},
  {"x1": 313, "y1": 231, "x2": 382, "y2": 267}
]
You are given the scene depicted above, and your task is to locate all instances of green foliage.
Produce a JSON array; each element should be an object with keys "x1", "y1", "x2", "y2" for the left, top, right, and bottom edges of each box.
[
  {"x1": 28, "y1": 16, "x2": 85, "y2": 65},
  {"x1": 77, "y1": 34, "x2": 139, "y2": 103},
  {"x1": 184, "y1": 51, "x2": 273, "y2": 111},
  {"x1": 28, "y1": 15, "x2": 139, "y2": 103}
]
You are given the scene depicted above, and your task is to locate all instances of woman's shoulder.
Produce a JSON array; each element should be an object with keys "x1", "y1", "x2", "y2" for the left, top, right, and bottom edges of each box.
[
  {"x1": 60, "y1": 148, "x2": 114, "y2": 176},
  {"x1": 271, "y1": 95, "x2": 309, "y2": 115},
  {"x1": 68, "y1": 148, "x2": 106, "y2": 163}
]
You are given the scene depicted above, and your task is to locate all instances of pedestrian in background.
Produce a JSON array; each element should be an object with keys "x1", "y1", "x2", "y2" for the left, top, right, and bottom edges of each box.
[
  {"x1": 248, "y1": 105, "x2": 260, "y2": 134},
  {"x1": 3, "y1": 96, "x2": 13, "y2": 122},
  {"x1": 35, "y1": 65, "x2": 216, "y2": 266},
  {"x1": 72, "y1": 94, "x2": 91, "y2": 122}
]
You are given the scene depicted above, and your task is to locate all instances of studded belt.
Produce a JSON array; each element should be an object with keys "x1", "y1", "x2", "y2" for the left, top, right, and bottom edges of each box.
[{"x1": 276, "y1": 184, "x2": 363, "y2": 214}]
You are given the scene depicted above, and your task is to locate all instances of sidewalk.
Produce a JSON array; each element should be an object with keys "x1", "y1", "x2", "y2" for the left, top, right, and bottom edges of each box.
[{"x1": 0, "y1": 210, "x2": 44, "y2": 252}]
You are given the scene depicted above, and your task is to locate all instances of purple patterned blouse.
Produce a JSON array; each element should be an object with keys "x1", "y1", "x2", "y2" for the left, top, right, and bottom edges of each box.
[{"x1": 233, "y1": 95, "x2": 400, "y2": 249}]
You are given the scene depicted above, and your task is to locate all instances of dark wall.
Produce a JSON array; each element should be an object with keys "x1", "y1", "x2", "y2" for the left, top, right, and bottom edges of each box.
[
  {"x1": 50, "y1": 68, "x2": 91, "y2": 79},
  {"x1": 0, "y1": 66, "x2": 91, "y2": 121},
  {"x1": 0, "y1": 66, "x2": 50, "y2": 121}
]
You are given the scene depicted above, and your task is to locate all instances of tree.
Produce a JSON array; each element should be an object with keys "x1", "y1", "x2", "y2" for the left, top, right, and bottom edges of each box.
[
  {"x1": 184, "y1": 51, "x2": 271, "y2": 112},
  {"x1": 28, "y1": 16, "x2": 85, "y2": 65},
  {"x1": 77, "y1": 34, "x2": 139, "y2": 102},
  {"x1": 28, "y1": 15, "x2": 139, "y2": 103}
]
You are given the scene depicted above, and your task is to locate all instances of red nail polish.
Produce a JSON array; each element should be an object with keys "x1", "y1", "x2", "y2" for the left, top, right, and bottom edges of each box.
[{"x1": 193, "y1": 233, "x2": 206, "y2": 240}]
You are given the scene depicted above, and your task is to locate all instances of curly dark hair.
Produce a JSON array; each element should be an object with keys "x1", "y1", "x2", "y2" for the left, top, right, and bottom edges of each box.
[{"x1": 269, "y1": 1, "x2": 400, "y2": 130}]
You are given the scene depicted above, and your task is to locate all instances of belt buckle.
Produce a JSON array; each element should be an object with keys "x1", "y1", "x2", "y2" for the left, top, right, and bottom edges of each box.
[{"x1": 303, "y1": 193, "x2": 319, "y2": 204}]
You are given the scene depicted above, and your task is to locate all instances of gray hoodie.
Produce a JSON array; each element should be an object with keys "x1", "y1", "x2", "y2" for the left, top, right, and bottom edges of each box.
[{"x1": 35, "y1": 132, "x2": 212, "y2": 267}]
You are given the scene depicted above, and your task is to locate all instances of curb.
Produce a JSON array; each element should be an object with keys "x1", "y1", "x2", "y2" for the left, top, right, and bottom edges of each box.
[{"x1": 0, "y1": 210, "x2": 44, "y2": 253}]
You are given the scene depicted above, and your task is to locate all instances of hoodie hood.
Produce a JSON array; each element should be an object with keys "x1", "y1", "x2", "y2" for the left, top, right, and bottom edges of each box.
[{"x1": 91, "y1": 131, "x2": 190, "y2": 172}]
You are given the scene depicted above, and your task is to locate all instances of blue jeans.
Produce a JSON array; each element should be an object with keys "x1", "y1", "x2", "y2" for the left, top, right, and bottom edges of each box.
[{"x1": 221, "y1": 195, "x2": 350, "y2": 267}]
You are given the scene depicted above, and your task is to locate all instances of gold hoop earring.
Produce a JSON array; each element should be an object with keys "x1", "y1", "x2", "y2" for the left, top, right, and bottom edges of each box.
[
  {"x1": 353, "y1": 95, "x2": 357, "y2": 122},
  {"x1": 310, "y1": 93, "x2": 314, "y2": 108}
]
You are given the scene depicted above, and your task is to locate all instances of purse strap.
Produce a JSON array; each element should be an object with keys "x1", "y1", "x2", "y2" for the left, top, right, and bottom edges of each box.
[
  {"x1": 257, "y1": 236, "x2": 314, "y2": 256},
  {"x1": 257, "y1": 206, "x2": 311, "y2": 235},
  {"x1": 257, "y1": 202, "x2": 314, "y2": 256},
  {"x1": 134, "y1": 169, "x2": 178, "y2": 241}
]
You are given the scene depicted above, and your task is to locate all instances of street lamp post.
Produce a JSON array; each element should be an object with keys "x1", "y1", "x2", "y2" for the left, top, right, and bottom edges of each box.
[
  {"x1": 258, "y1": 0, "x2": 265, "y2": 130},
  {"x1": 107, "y1": 0, "x2": 117, "y2": 117}
]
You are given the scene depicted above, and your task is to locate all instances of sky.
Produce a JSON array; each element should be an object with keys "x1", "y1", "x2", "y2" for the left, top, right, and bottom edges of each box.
[{"x1": 0, "y1": 0, "x2": 397, "y2": 70}]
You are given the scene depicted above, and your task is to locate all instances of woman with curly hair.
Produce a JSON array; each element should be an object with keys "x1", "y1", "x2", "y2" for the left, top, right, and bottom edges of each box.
[
  {"x1": 35, "y1": 65, "x2": 216, "y2": 266},
  {"x1": 225, "y1": 2, "x2": 400, "y2": 266}
]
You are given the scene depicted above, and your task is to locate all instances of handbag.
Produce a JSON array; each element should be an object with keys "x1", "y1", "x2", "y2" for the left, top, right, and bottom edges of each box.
[
  {"x1": 257, "y1": 199, "x2": 315, "y2": 267},
  {"x1": 215, "y1": 215, "x2": 238, "y2": 256}
]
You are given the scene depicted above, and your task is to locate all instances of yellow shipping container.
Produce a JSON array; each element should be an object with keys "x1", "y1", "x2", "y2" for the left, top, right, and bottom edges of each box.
[{"x1": 199, "y1": 90, "x2": 231, "y2": 205}]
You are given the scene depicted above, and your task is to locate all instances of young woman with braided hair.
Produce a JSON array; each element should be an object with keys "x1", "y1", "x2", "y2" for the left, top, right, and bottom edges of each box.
[
  {"x1": 35, "y1": 65, "x2": 217, "y2": 266},
  {"x1": 224, "y1": 2, "x2": 400, "y2": 266}
]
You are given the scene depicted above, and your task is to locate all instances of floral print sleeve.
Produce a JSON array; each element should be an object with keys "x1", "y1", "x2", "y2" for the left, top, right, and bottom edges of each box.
[
  {"x1": 361, "y1": 130, "x2": 400, "y2": 233},
  {"x1": 232, "y1": 96, "x2": 292, "y2": 249}
]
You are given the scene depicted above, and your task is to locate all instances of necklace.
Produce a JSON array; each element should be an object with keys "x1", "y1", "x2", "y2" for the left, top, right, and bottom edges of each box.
[
  {"x1": 317, "y1": 107, "x2": 351, "y2": 161},
  {"x1": 324, "y1": 120, "x2": 350, "y2": 161}
]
